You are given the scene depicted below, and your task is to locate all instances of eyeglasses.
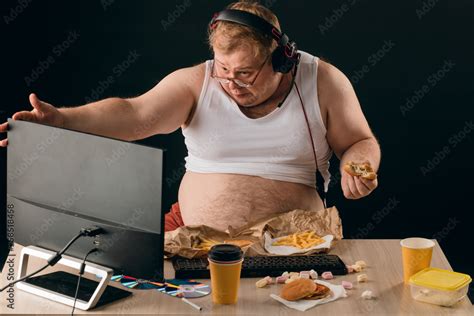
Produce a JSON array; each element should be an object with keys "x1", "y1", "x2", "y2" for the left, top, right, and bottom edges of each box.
[{"x1": 211, "y1": 55, "x2": 269, "y2": 88}]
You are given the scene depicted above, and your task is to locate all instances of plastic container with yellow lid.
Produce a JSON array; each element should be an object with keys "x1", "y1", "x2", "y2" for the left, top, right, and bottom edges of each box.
[{"x1": 409, "y1": 267, "x2": 472, "y2": 307}]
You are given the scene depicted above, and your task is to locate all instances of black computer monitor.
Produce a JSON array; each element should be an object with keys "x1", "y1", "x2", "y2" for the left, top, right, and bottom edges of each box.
[{"x1": 6, "y1": 119, "x2": 166, "y2": 282}]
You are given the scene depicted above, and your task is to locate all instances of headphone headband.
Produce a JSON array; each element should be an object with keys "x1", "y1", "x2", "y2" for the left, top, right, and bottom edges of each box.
[
  {"x1": 209, "y1": 9, "x2": 299, "y2": 73},
  {"x1": 210, "y1": 9, "x2": 289, "y2": 47}
]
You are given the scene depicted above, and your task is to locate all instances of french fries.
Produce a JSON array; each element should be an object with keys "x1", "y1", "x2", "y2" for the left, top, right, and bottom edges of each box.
[
  {"x1": 193, "y1": 236, "x2": 219, "y2": 251},
  {"x1": 271, "y1": 231, "x2": 325, "y2": 249}
]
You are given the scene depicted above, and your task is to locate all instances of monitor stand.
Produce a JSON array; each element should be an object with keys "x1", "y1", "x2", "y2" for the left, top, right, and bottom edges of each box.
[{"x1": 16, "y1": 245, "x2": 131, "y2": 310}]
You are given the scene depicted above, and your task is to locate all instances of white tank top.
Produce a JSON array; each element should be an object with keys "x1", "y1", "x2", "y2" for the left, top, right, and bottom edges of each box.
[{"x1": 182, "y1": 50, "x2": 333, "y2": 191}]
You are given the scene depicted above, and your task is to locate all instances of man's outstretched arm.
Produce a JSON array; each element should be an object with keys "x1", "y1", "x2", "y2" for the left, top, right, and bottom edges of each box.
[{"x1": 0, "y1": 64, "x2": 203, "y2": 146}]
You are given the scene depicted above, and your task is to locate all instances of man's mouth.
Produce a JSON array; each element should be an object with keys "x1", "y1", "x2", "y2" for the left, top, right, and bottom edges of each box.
[{"x1": 233, "y1": 92, "x2": 248, "y2": 97}]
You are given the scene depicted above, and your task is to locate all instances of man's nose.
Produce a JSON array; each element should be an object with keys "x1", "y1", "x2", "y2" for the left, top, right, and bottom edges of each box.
[{"x1": 228, "y1": 80, "x2": 242, "y2": 90}]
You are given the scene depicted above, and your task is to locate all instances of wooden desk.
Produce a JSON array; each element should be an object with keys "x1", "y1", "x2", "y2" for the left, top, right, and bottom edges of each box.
[{"x1": 1, "y1": 240, "x2": 472, "y2": 315}]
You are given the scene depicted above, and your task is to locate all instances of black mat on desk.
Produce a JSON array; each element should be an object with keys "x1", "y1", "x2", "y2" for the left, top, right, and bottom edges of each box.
[{"x1": 25, "y1": 271, "x2": 131, "y2": 308}]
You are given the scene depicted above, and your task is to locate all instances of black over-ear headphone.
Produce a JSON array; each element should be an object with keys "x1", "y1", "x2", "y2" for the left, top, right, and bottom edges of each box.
[{"x1": 209, "y1": 9, "x2": 300, "y2": 74}]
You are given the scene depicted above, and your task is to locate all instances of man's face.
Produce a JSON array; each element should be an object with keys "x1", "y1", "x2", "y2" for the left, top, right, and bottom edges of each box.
[{"x1": 212, "y1": 43, "x2": 280, "y2": 107}]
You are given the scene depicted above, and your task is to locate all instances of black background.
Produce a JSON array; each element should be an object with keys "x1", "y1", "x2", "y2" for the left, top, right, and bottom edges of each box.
[{"x1": 0, "y1": 0, "x2": 473, "y2": 301}]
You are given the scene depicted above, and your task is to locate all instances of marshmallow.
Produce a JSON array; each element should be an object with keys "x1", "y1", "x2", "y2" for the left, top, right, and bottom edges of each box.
[
  {"x1": 285, "y1": 277, "x2": 297, "y2": 284},
  {"x1": 357, "y1": 274, "x2": 368, "y2": 283},
  {"x1": 285, "y1": 272, "x2": 301, "y2": 284},
  {"x1": 361, "y1": 290, "x2": 375, "y2": 300},
  {"x1": 276, "y1": 276, "x2": 288, "y2": 284},
  {"x1": 281, "y1": 271, "x2": 289, "y2": 278},
  {"x1": 341, "y1": 281, "x2": 353, "y2": 289},
  {"x1": 255, "y1": 278, "x2": 268, "y2": 288},
  {"x1": 355, "y1": 260, "x2": 367, "y2": 269},
  {"x1": 299, "y1": 272, "x2": 310, "y2": 279},
  {"x1": 321, "y1": 271, "x2": 334, "y2": 280},
  {"x1": 309, "y1": 269, "x2": 318, "y2": 279},
  {"x1": 289, "y1": 272, "x2": 300, "y2": 278},
  {"x1": 352, "y1": 264, "x2": 363, "y2": 273},
  {"x1": 264, "y1": 276, "x2": 273, "y2": 284}
]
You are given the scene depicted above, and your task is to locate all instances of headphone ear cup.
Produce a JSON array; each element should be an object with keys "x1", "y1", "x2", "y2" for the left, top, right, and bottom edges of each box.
[
  {"x1": 271, "y1": 46, "x2": 287, "y2": 73},
  {"x1": 271, "y1": 46, "x2": 297, "y2": 74}
]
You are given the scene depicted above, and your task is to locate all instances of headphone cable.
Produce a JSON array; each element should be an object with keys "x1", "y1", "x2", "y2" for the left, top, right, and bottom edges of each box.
[
  {"x1": 294, "y1": 79, "x2": 327, "y2": 209},
  {"x1": 277, "y1": 64, "x2": 297, "y2": 108}
]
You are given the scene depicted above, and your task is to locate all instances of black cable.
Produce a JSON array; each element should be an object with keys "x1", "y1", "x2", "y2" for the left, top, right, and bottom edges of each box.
[
  {"x1": 276, "y1": 63, "x2": 297, "y2": 108},
  {"x1": 0, "y1": 231, "x2": 82, "y2": 292},
  {"x1": 0, "y1": 227, "x2": 102, "y2": 292},
  {"x1": 293, "y1": 71, "x2": 328, "y2": 209},
  {"x1": 48, "y1": 232, "x2": 84, "y2": 266},
  {"x1": 71, "y1": 248, "x2": 99, "y2": 316}
]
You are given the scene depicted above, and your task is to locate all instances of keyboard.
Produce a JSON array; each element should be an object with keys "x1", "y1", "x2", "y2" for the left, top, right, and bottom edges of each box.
[{"x1": 173, "y1": 254, "x2": 348, "y2": 279}]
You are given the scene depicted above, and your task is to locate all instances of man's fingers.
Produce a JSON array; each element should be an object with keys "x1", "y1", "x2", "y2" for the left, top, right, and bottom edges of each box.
[
  {"x1": 12, "y1": 111, "x2": 36, "y2": 121},
  {"x1": 360, "y1": 177, "x2": 378, "y2": 190},
  {"x1": 0, "y1": 138, "x2": 8, "y2": 147},
  {"x1": 29, "y1": 93, "x2": 46, "y2": 114},
  {"x1": 340, "y1": 175, "x2": 352, "y2": 199},
  {"x1": 342, "y1": 175, "x2": 357, "y2": 199},
  {"x1": 340, "y1": 174, "x2": 349, "y2": 193},
  {"x1": 355, "y1": 176, "x2": 371, "y2": 191},
  {"x1": 0, "y1": 122, "x2": 7, "y2": 133},
  {"x1": 341, "y1": 176, "x2": 350, "y2": 199},
  {"x1": 347, "y1": 176, "x2": 360, "y2": 198},
  {"x1": 354, "y1": 177, "x2": 370, "y2": 196}
]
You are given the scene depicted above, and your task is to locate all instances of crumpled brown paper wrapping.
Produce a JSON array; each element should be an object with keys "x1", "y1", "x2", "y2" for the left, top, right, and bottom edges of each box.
[{"x1": 164, "y1": 206, "x2": 343, "y2": 258}]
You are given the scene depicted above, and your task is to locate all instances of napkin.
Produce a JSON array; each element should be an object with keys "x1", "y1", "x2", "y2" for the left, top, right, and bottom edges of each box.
[
  {"x1": 270, "y1": 280, "x2": 347, "y2": 312},
  {"x1": 264, "y1": 232, "x2": 334, "y2": 255}
]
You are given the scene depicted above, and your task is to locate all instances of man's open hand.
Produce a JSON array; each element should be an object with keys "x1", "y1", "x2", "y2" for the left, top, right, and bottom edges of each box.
[{"x1": 0, "y1": 93, "x2": 64, "y2": 147}]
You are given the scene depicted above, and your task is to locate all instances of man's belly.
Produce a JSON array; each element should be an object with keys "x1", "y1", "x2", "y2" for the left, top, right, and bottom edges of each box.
[{"x1": 178, "y1": 171, "x2": 324, "y2": 231}]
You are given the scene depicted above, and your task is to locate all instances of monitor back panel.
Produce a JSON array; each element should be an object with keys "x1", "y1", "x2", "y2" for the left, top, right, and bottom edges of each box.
[
  {"x1": 7, "y1": 119, "x2": 165, "y2": 280},
  {"x1": 7, "y1": 119, "x2": 163, "y2": 233}
]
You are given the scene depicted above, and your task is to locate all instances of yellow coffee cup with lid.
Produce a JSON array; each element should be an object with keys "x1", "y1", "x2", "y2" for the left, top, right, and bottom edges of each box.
[{"x1": 208, "y1": 244, "x2": 243, "y2": 304}]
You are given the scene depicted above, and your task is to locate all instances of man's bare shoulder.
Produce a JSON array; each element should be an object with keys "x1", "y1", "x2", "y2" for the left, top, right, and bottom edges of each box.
[
  {"x1": 317, "y1": 58, "x2": 353, "y2": 99},
  {"x1": 176, "y1": 62, "x2": 206, "y2": 128},
  {"x1": 175, "y1": 62, "x2": 207, "y2": 98}
]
